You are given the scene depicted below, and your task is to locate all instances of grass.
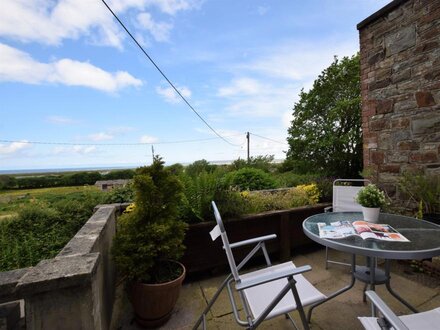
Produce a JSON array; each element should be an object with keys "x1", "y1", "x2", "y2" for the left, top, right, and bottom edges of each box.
[{"x1": 0, "y1": 185, "x2": 100, "y2": 218}]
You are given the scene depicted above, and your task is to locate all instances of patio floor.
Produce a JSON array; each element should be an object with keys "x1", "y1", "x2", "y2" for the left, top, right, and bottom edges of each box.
[{"x1": 111, "y1": 247, "x2": 440, "y2": 330}]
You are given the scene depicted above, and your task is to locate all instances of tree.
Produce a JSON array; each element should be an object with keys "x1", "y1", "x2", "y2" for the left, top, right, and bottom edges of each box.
[
  {"x1": 286, "y1": 54, "x2": 362, "y2": 178},
  {"x1": 185, "y1": 159, "x2": 216, "y2": 177}
]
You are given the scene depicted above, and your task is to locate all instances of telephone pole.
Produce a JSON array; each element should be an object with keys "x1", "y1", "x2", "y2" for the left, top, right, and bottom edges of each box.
[
  {"x1": 151, "y1": 145, "x2": 155, "y2": 161},
  {"x1": 246, "y1": 132, "x2": 250, "y2": 162}
]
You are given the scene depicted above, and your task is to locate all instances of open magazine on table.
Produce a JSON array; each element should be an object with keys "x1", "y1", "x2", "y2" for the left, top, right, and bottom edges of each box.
[{"x1": 317, "y1": 220, "x2": 410, "y2": 242}]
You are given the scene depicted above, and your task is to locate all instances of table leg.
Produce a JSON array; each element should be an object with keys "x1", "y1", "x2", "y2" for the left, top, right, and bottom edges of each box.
[
  {"x1": 307, "y1": 254, "x2": 357, "y2": 323},
  {"x1": 384, "y1": 260, "x2": 418, "y2": 313}
]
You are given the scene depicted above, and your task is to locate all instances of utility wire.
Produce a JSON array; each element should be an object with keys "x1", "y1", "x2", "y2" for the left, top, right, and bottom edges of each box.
[
  {"x1": 100, "y1": 0, "x2": 239, "y2": 147},
  {"x1": 0, "y1": 134, "x2": 243, "y2": 147},
  {"x1": 249, "y1": 133, "x2": 288, "y2": 145}
]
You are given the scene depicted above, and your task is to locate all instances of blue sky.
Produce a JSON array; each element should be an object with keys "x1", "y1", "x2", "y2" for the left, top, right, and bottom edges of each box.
[{"x1": 0, "y1": 0, "x2": 391, "y2": 170}]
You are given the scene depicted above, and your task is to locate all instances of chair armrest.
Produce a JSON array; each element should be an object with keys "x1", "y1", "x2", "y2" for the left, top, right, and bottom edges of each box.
[
  {"x1": 228, "y1": 234, "x2": 277, "y2": 249},
  {"x1": 236, "y1": 264, "x2": 311, "y2": 291},
  {"x1": 324, "y1": 206, "x2": 333, "y2": 213},
  {"x1": 365, "y1": 291, "x2": 409, "y2": 330}
]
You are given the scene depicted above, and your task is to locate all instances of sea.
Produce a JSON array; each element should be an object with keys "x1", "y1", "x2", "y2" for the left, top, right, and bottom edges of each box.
[{"x1": 0, "y1": 165, "x2": 138, "y2": 175}]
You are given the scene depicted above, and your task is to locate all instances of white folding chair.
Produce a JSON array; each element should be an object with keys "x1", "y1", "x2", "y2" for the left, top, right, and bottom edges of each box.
[
  {"x1": 193, "y1": 201, "x2": 326, "y2": 330},
  {"x1": 325, "y1": 178, "x2": 370, "y2": 269},
  {"x1": 359, "y1": 291, "x2": 440, "y2": 330}
]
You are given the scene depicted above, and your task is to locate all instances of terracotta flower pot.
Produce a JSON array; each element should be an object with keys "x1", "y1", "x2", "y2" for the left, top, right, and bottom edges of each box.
[{"x1": 130, "y1": 261, "x2": 186, "y2": 328}]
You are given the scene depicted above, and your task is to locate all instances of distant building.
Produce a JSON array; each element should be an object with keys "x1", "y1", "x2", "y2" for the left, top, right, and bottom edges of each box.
[{"x1": 95, "y1": 179, "x2": 130, "y2": 191}]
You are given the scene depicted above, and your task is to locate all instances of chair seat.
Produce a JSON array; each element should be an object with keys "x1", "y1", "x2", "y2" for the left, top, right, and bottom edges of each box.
[
  {"x1": 359, "y1": 307, "x2": 440, "y2": 330},
  {"x1": 241, "y1": 262, "x2": 326, "y2": 320}
]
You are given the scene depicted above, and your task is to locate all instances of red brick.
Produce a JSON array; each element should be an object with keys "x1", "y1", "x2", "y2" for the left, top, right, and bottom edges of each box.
[
  {"x1": 397, "y1": 141, "x2": 419, "y2": 150},
  {"x1": 415, "y1": 91, "x2": 436, "y2": 107},
  {"x1": 410, "y1": 151, "x2": 438, "y2": 163},
  {"x1": 419, "y1": 25, "x2": 440, "y2": 41},
  {"x1": 371, "y1": 150, "x2": 385, "y2": 164},
  {"x1": 370, "y1": 118, "x2": 389, "y2": 131},
  {"x1": 376, "y1": 99, "x2": 394, "y2": 114},
  {"x1": 379, "y1": 164, "x2": 401, "y2": 173},
  {"x1": 422, "y1": 151, "x2": 438, "y2": 163},
  {"x1": 415, "y1": 41, "x2": 439, "y2": 54},
  {"x1": 420, "y1": 6, "x2": 440, "y2": 23},
  {"x1": 391, "y1": 117, "x2": 410, "y2": 129},
  {"x1": 424, "y1": 68, "x2": 440, "y2": 81}
]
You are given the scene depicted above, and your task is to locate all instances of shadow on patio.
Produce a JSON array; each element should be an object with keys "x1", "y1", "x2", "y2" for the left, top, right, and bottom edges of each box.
[{"x1": 112, "y1": 247, "x2": 440, "y2": 330}]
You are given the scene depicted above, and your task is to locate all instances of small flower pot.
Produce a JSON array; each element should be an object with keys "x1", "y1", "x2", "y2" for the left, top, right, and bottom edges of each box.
[{"x1": 362, "y1": 206, "x2": 380, "y2": 223}]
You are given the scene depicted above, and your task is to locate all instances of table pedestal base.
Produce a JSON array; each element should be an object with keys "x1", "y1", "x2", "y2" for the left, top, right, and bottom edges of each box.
[{"x1": 307, "y1": 255, "x2": 418, "y2": 323}]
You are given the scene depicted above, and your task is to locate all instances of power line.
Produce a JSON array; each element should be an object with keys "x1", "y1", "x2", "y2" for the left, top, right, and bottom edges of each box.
[
  {"x1": 0, "y1": 134, "x2": 243, "y2": 147},
  {"x1": 100, "y1": 0, "x2": 239, "y2": 147},
  {"x1": 249, "y1": 133, "x2": 288, "y2": 145}
]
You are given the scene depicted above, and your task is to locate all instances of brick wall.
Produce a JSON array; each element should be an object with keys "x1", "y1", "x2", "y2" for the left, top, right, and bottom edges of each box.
[{"x1": 358, "y1": 0, "x2": 440, "y2": 208}]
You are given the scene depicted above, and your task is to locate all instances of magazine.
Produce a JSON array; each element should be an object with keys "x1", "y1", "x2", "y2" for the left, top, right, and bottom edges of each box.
[{"x1": 317, "y1": 220, "x2": 410, "y2": 242}]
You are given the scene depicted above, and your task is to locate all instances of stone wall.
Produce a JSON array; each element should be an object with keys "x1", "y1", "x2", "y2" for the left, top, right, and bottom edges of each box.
[
  {"x1": 0, "y1": 204, "x2": 125, "y2": 330},
  {"x1": 358, "y1": 0, "x2": 440, "y2": 208}
]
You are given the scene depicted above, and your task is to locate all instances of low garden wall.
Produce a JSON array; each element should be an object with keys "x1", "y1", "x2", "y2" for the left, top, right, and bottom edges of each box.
[
  {"x1": 0, "y1": 202, "x2": 328, "y2": 329},
  {"x1": 182, "y1": 203, "x2": 330, "y2": 273},
  {"x1": 0, "y1": 204, "x2": 126, "y2": 330}
]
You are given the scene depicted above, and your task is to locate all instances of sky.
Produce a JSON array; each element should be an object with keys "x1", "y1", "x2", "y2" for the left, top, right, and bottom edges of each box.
[{"x1": 0, "y1": 0, "x2": 391, "y2": 171}]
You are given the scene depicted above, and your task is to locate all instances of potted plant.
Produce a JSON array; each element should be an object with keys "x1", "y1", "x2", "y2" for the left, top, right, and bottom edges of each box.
[
  {"x1": 112, "y1": 156, "x2": 188, "y2": 328},
  {"x1": 355, "y1": 184, "x2": 387, "y2": 223}
]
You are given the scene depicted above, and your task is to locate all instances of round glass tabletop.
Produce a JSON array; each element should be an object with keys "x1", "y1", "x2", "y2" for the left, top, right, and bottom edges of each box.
[{"x1": 303, "y1": 212, "x2": 440, "y2": 259}]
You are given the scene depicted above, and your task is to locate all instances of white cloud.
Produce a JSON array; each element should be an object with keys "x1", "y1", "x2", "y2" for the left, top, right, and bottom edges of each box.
[
  {"x1": 218, "y1": 78, "x2": 297, "y2": 118},
  {"x1": 257, "y1": 5, "x2": 269, "y2": 16},
  {"x1": 156, "y1": 85, "x2": 191, "y2": 104},
  {"x1": 0, "y1": 140, "x2": 30, "y2": 155},
  {"x1": 46, "y1": 116, "x2": 77, "y2": 125},
  {"x1": 140, "y1": 135, "x2": 158, "y2": 143},
  {"x1": 282, "y1": 110, "x2": 292, "y2": 128},
  {"x1": 218, "y1": 78, "x2": 263, "y2": 97},
  {"x1": 0, "y1": 0, "x2": 123, "y2": 48},
  {"x1": 89, "y1": 132, "x2": 114, "y2": 141},
  {"x1": 143, "y1": 0, "x2": 202, "y2": 15},
  {"x1": 52, "y1": 145, "x2": 96, "y2": 155},
  {"x1": 137, "y1": 12, "x2": 173, "y2": 42},
  {"x1": 0, "y1": 0, "x2": 202, "y2": 48},
  {"x1": 240, "y1": 40, "x2": 358, "y2": 81},
  {"x1": 0, "y1": 43, "x2": 143, "y2": 92}
]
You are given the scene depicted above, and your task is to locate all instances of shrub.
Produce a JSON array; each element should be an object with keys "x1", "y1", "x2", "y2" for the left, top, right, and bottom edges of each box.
[
  {"x1": 241, "y1": 184, "x2": 320, "y2": 214},
  {"x1": 355, "y1": 184, "x2": 387, "y2": 208},
  {"x1": 399, "y1": 170, "x2": 440, "y2": 216},
  {"x1": 179, "y1": 171, "x2": 244, "y2": 223},
  {"x1": 185, "y1": 159, "x2": 216, "y2": 177},
  {"x1": 112, "y1": 157, "x2": 188, "y2": 283},
  {"x1": 225, "y1": 168, "x2": 276, "y2": 191},
  {"x1": 0, "y1": 192, "x2": 102, "y2": 272},
  {"x1": 229, "y1": 155, "x2": 275, "y2": 172},
  {"x1": 103, "y1": 183, "x2": 134, "y2": 203}
]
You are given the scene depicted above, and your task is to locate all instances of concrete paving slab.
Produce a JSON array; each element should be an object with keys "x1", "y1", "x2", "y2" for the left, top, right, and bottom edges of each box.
[{"x1": 113, "y1": 249, "x2": 440, "y2": 330}]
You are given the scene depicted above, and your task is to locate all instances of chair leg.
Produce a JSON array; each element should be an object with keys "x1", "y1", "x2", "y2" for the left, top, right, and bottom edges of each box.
[
  {"x1": 325, "y1": 247, "x2": 329, "y2": 269},
  {"x1": 285, "y1": 313, "x2": 300, "y2": 330},
  {"x1": 288, "y1": 276, "x2": 310, "y2": 330},
  {"x1": 192, "y1": 273, "x2": 233, "y2": 330}
]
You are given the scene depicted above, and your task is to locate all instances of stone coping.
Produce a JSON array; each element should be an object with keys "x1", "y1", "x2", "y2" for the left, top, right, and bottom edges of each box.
[
  {"x1": 0, "y1": 203, "x2": 122, "y2": 300},
  {"x1": 16, "y1": 253, "x2": 100, "y2": 296},
  {"x1": 357, "y1": 0, "x2": 409, "y2": 30}
]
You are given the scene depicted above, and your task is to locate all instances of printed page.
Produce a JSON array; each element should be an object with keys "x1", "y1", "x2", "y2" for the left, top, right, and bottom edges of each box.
[
  {"x1": 317, "y1": 221, "x2": 357, "y2": 239},
  {"x1": 353, "y1": 221, "x2": 410, "y2": 242}
]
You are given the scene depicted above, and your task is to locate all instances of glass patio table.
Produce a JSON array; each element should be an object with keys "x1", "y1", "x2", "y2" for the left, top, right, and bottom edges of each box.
[{"x1": 303, "y1": 212, "x2": 440, "y2": 321}]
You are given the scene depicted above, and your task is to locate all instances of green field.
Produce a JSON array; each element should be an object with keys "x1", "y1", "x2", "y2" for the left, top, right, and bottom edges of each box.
[{"x1": 0, "y1": 185, "x2": 100, "y2": 219}]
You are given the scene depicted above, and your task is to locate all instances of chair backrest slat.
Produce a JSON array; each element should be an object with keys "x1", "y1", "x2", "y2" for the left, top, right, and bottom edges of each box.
[
  {"x1": 333, "y1": 179, "x2": 371, "y2": 212},
  {"x1": 211, "y1": 201, "x2": 241, "y2": 281}
]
